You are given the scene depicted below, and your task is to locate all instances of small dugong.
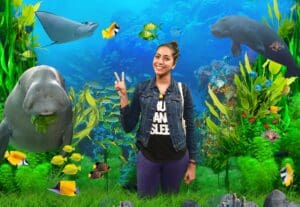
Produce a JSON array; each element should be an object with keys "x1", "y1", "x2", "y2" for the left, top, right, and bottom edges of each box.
[
  {"x1": 0, "y1": 65, "x2": 73, "y2": 159},
  {"x1": 211, "y1": 15, "x2": 300, "y2": 77}
]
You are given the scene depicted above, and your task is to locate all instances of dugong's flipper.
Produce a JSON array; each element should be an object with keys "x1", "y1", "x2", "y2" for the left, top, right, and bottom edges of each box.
[
  {"x1": 0, "y1": 120, "x2": 12, "y2": 161},
  {"x1": 231, "y1": 41, "x2": 241, "y2": 56}
]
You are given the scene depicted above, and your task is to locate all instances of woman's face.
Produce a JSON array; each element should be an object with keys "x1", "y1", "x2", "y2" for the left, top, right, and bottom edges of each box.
[{"x1": 153, "y1": 46, "x2": 175, "y2": 77}]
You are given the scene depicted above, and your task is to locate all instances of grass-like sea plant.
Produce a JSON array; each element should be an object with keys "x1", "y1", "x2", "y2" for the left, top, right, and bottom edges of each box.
[{"x1": 0, "y1": 0, "x2": 40, "y2": 102}]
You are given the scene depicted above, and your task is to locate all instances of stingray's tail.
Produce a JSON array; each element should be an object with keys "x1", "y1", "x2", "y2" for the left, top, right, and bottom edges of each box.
[{"x1": 285, "y1": 65, "x2": 300, "y2": 77}]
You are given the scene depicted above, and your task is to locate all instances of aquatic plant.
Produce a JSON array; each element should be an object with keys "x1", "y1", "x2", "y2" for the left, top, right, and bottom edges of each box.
[
  {"x1": 264, "y1": 0, "x2": 295, "y2": 39},
  {"x1": 204, "y1": 83, "x2": 243, "y2": 191},
  {"x1": 250, "y1": 136, "x2": 276, "y2": 162},
  {"x1": 237, "y1": 156, "x2": 278, "y2": 195},
  {"x1": 234, "y1": 54, "x2": 296, "y2": 120},
  {"x1": 203, "y1": 53, "x2": 295, "y2": 192},
  {"x1": 31, "y1": 114, "x2": 58, "y2": 134},
  {"x1": 0, "y1": 150, "x2": 54, "y2": 193},
  {"x1": 69, "y1": 87, "x2": 100, "y2": 145},
  {"x1": 119, "y1": 150, "x2": 137, "y2": 191},
  {"x1": 289, "y1": 3, "x2": 300, "y2": 65},
  {"x1": 26, "y1": 151, "x2": 56, "y2": 168},
  {"x1": 277, "y1": 119, "x2": 300, "y2": 190},
  {"x1": 264, "y1": 0, "x2": 300, "y2": 92},
  {"x1": 0, "y1": 163, "x2": 16, "y2": 192},
  {"x1": 0, "y1": 0, "x2": 40, "y2": 102},
  {"x1": 276, "y1": 94, "x2": 300, "y2": 189},
  {"x1": 15, "y1": 163, "x2": 51, "y2": 192},
  {"x1": 280, "y1": 2, "x2": 300, "y2": 93}
]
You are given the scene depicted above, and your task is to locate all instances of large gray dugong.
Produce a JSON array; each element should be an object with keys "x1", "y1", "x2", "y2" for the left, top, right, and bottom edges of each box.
[
  {"x1": 211, "y1": 15, "x2": 300, "y2": 77},
  {"x1": 0, "y1": 65, "x2": 73, "y2": 159}
]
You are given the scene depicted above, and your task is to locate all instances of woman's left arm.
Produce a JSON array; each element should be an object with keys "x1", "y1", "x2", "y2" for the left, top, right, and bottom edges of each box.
[
  {"x1": 183, "y1": 84, "x2": 198, "y2": 161},
  {"x1": 183, "y1": 84, "x2": 198, "y2": 184}
]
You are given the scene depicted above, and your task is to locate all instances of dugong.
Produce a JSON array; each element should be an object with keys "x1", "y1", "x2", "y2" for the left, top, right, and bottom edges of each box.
[
  {"x1": 211, "y1": 15, "x2": 300, "y2": 77},
  {"x1": 0, "y1": 65, "x2": 73, "y2": 159}
]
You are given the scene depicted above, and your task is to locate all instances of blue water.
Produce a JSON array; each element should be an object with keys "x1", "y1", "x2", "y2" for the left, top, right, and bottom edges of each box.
[{"x1": 23, "y1": 0, "x2": 294, "y2": 112}]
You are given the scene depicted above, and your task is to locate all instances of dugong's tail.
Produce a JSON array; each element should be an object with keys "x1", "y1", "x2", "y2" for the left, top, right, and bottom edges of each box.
[
  {"x1": 0, "y1": 120, "x2": 11, "y2": 162},
  {"x1": 285, "y1": 65, "x2": 300, "y2": 77}
]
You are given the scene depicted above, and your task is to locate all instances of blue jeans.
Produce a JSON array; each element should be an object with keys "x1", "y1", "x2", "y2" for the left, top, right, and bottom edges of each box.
[{"x1": 136, "y1": 151, "x2": 189, "y2": 198}]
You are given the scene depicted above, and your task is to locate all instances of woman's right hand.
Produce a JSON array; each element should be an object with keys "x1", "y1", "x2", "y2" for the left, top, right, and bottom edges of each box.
[{"x1": 114, "y1": 72, "x2": 128, "y2": 107}]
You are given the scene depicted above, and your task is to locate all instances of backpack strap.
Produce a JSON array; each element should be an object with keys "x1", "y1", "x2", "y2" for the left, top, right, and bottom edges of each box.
[
  {"x1": 178, "y1": 82, "x2": 186, "y2": 134},
  {"x1": 178, "y1": 82, "x2": 184, "y2": 109}
]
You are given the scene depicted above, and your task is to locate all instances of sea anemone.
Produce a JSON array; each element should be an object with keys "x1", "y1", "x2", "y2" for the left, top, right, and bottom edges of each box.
[{"x1": 262, "y1": 130, "x2": 280, "y2": 142}]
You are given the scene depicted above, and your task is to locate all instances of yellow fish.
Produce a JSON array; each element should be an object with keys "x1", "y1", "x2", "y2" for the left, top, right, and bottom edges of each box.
[
  {"x1": 48, "y1": 180, "x2": 79, "y2": 196},
  {"x1": 139, "y1": 30, "x2": 158, "y2": 41},
  {"x1": 102, "y1": 22, "x2": 120, "y2": 39},
  {"x1": 62, "y1": 145, "x2": 75, "y2": 153},
  {"x1": 280, "y1": 163, "x2": 294, "y2": 187},
  {"x1": 51, "y1": 155, "x2": 67, "y2": 166},
  {"x1": 269, "y1": 106, "x2": 279, "y2": 114},
  {"x1": 62, "y1": 164, "x2": 81, "y2": 175},
  {"x1": 143, "y1": 22, "x2": 161, "y2": 31},
  {"x1": 20, "y1": 50, "x2": 35, "y2": 58},
  {"x1": 12, "y1": 0, "x2": 22, "y2": 7},
  {"x1": 70, "y1": 153, "x2": 83, "y2": 162},
  {"x1": 4, "y1": 151, "x2": 28, "y2": 167}
]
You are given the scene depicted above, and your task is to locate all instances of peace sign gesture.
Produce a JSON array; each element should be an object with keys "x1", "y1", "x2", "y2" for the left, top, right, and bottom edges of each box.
[{"x1": 114, "y1": 72, "x2": 128, "y2": 105}]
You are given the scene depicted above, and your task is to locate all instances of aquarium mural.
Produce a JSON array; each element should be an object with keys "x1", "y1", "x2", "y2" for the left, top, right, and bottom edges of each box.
[{"x1": 0, "y1": 0, "x2": 300, "y2": 206}]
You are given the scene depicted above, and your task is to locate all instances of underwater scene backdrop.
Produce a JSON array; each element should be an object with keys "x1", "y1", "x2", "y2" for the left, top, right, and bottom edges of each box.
[{"x1": 0, "y1": 0, "x2": 300, "y2": 206}]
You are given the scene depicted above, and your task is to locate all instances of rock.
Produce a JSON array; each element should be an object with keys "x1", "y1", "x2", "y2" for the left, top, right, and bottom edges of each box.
[
  {"x1": 263, "y1": 189, "x2": 300, "y2": 207},
  {"x1": 181, "y1": 199, "x2": 200, "y2": 207},
  {"x1": 119, "y1": 201, "x2": 134, "y2": 207},
  {"x1": 218, "y1": 193, "x2": 258, "y2": 207},
  {"x1": 263, "y1": 189, "x2": 289, "y2": 207}
]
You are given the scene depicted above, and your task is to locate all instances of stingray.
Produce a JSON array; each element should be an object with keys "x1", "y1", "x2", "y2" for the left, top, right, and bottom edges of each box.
[{"x1": 35, "y1": 11, "x2": 98, "y2": 45}]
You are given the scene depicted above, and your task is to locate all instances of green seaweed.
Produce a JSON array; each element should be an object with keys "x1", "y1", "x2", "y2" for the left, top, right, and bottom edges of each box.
[
  {"x1": 250, "y1": 136, "x2": 275, "y2": 162},
  {"x1": 237, "y1": 156, "x2": 278, "y2": 195},
  {"x1": 0, "y1": 0, "x2": 40, "y2": 102},
  {"x1": 69, "y1": 86, "x2": 100, "y2": 145},
  {"x1": 0, "y1": 149, "x2": 56, "y2": 193},
  {"x1": 31, "y1": 114, "x2": 58, "y2": 134},
  {"x1": 0, "y1": 163, "x2": 16, "y2": 192}
]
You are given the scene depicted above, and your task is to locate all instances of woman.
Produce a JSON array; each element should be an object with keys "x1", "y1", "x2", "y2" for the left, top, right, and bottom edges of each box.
[{"x1": 114, "y1": 41, "x2": 197, "y2": 198}]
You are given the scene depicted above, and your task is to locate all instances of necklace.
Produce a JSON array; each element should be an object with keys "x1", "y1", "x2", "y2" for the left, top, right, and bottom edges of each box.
[{"x1": 159, "y1": 93, "x2": 164, "y2": 100}]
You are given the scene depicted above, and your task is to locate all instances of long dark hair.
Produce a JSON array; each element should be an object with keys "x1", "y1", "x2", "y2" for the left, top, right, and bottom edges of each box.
[{"x1": 156, "y1": 41, "x2": 180, "y2": 64}]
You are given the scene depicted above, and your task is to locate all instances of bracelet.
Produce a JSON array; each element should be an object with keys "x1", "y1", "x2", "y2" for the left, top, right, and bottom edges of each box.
[{"x1": 188, "y1": 160, "x2": 196, "y2": 165}]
